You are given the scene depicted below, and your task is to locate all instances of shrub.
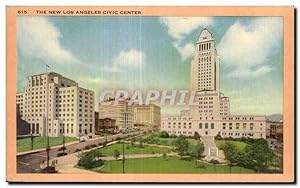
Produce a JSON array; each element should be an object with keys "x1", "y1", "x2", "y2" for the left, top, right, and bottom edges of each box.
[
  {"x1": 138, "y1": 141, "x2": 144, "y2": 148},
  {"x1": 210, "y1": 159, "x2": 219, "y2": 164},
  {"x1": 162, "y1": 152, "x2": 167, "y2": 159},
  {"x1": 173, "y1": 135, "x2": 190, "y2": 156},
  {"x1": 77, "y1": 151, "x2": 104, "y2": 169},
  {"x1": 159, "y1": 131, "x2": 169, "y2": 138},
  {"x1": 193, "y1": 132, "x2": 201, "y2": 140},
  {"x1": 215, "y1": 133, "x2": 222, "y2": 140},
  {"x1": 84, "y1": 145, "x2": 92, "y2": 150},
  {"x1": 113, "y1": 149, "x2": 121, "y2": 160},
  {"x1": 169, "y1": 134, "x2": 177, "y2": 138}
]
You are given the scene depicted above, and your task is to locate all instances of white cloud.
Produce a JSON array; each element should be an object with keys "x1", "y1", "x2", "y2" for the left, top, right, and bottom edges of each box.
[
  {"x1": 113, "y1": 48, "x2": 145, "y2": 68},
  {"x1": 160, "y1": 17, "x2": 213, "y2": 61},
  {"x1": 173, "y1": 42, "x2": 195, "y2": 61},
  {"x1": 17, "y1": 17, "x2": 79, "y2": 64},
  {"x1": 218, "y1": 17, "x2": 282, "y2": 78},
  {"x1": 229, "y1": 65, "x2": 273, "y2": 78},
  {"x1": 160, "y1": 17, "x2": 213, "y2": 40}
]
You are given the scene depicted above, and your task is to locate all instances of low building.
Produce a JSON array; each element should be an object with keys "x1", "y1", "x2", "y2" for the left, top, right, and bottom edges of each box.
[
  {"x1": 161, "y1": 110, "x2": 194, "y2": 137},
  {"x1": 133, "y1": 104, "x2": 161, "y2": 130},
  {"x1": 16, "y1": 104, "x2": 30, "y2": 136},
  {"x1": 98, "y1": 98, "x2": 133, "y2": 130},
  {"x1": 267, "y1": 121, "x2": 283, "y2": 141},
  {"x1": 220, "y1": 115, "x2": 266, "y2": 139},
  {"x1": 161, "y1": 112, "x2": 266, "y2": 139},
  {"x1": 98, "y1": 118, "x2": 117, "y2": 132}
]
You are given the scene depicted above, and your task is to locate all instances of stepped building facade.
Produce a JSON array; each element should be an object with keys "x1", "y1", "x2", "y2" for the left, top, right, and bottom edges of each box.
[
  {"x1": 16, "y1": 72, "x2": 95, "y2": 137},
  {"x1": 161, "y1": 29, "x2": 266, "y2": 139}
]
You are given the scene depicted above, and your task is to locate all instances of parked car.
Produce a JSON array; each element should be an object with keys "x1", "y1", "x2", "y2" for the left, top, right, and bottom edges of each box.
[{"x1": 79, "y1": 135, "x2": 88, "y2": 142}]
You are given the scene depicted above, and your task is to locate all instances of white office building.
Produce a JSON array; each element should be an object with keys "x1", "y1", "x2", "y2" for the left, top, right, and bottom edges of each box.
[
  {"x1": 161, "y1": 29, "x2": 266, "y2": 139},
  {"x1": 16, "y1": 72, "x2": 95, "y2": 137},
  {"x1": 98, "y1": 98, "x2": 134, "y2": 130}
]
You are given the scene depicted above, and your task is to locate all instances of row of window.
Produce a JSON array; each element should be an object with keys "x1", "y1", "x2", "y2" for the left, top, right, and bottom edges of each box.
[
  {"x1": 166, "y1": 117, "x2": 192, "y2": 120},
  {"x1": 199, "y1": 42, "x2": 211, "y2": 51},
  {"x1": 222, "y1": 117, "x2": 256, "y2": 120},
  {"x1": 221, "y1": 132, "x2": 259, "y2": 137},
  {"x1": 167, "y1": 122, "x2": 192, "y2": 125},
  {"x1": 166, "y1": 125, "x2": 192, "y2": 129},
  {"x1": 199, "y1": 123, "x2": 214, "y2": 129},
  {"x1": 167, "y1": 130, "x2": 193, "y2": 135}
]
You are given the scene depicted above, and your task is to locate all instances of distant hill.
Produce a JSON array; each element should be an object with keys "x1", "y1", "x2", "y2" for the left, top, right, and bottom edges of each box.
[{"x1": 267, "y1": 114, "x2": 283, "y2": 122}]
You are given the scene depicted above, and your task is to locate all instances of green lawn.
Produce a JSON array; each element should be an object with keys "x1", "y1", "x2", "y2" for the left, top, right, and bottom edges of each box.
[
  {"x1": 17, "y1": 136, "x2": 78, "y2": 152},
  {"x1": 98, "y1": 156, "x2": 255, "y2": 174},
  {"x1": 97, "y1": 143, "x2": 172, "y2": 156},
  {"x1": 139, "y1": 134, "x2": 200, "y2": 147},
  {"x1": 215, "y1": 140, "x2": 248, "y2": 151}
]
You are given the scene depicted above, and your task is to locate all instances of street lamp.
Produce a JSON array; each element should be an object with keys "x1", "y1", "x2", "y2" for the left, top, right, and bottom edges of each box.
[
  {"x1": 122, "y1": 102, "x2": 129, "y2": 174},
  {"x1": 122, "y1": 140, "x2": 125, "y2": 174},
  {"x1": 30, "y1": 133, "x2": 34, "y2": 150},
  {"x1": 62, "y1": 124, "x2": 66, "y2": 154}
]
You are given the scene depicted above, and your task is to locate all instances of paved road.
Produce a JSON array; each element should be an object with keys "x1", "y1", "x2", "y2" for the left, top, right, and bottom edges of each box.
[{"x1": 17, "y1": 132, "x2": 140, "y2": 173}]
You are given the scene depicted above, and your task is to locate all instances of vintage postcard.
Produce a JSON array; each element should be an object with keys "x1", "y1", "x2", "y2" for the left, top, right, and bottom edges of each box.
[{"x1": 6, "y1": 6, "x2": 295, "y2": 183}]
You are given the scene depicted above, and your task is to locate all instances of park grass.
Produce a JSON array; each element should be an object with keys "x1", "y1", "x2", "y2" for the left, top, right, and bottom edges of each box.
[
  {"x1": 17, "y1": 136, "x2": 78, "y2": 152},
  {"x1": 139, "y1": 134, "x2": 200, "y2": 147},
  {"x1": 215, "y1": 140, "x2": 248, "y2": 151},
  {"x1": 97, "y1": 143, "x2": 172, "y2": 156},
  {"x1": 98, "y1": 156, "x2": 255, "y2": 174}
]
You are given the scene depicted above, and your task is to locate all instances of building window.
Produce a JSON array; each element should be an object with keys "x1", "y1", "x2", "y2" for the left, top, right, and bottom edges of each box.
[
  {"x1": 205, "y1": 123, "x2": 208, "y2": 129},
  {"x1": 250, "y1": 123, "x2": 254, "y2": 130},
  {"x1": 211, "y1": 123, "x2": 214, "y2": 129},
  {"x1": 243, "y1": 123, "x2": 247, "y2": 129},
  {"x1": 199, "y1": 123, "x2": 202, "y2": 129},
  {"x1": 236, "y1": 123, "x2": 240, "y2": 130}
]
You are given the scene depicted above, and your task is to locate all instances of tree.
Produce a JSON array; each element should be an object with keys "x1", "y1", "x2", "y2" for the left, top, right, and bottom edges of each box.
[
  {"x1": 138, "y1": 139, "x2": 144, "y2": 148},
  {"x1": 173, "y1": 135, "x2": 190, "y2": 156},
  {"x1": 94, "y1": 149, "x2": 103, "y2": 160},
  {"x1": 113, "y1": 149, "x2": 121, "y2": 160},
  {"x1": 222, "y1": 142, "x2": 238, "y2": 163},
  {"x1": 215, "y1": 133, "x2": 222, "y2": 140},
  {"x1": 193, "y1": 132, "x2": 200, "y2": 140},
  {"x1": 245, "y1": 140, "x2": 274, "y2": 173},
  {"x1": 77, "y1": 150, "x2": 104, "y2": 169},
  {"x1": 190, "y1": 143, "x2": 205, "y2": 166},
  {"x1": 131, "y1": 137, "x2": 136, "y2": 147},
  {"x1": 162, "y1": 152, "x2": 167, "y2": 160},
  {"x1": 159, "y1": 131, "x2": 169, "y2": 138}
]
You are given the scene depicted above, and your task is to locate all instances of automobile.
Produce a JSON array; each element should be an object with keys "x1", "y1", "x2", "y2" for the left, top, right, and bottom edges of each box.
[
  {"x1": 79, "y1": 135, "x2": 87, "y2": 142},
  {"x1": 88, "y1": 133, "x2": 93, "y2": 139},
  {"x1": 57, "y1": 152, "x2": 67, "y2": 157},
  {"x1": 75, "y1": 148, "x2": 81, "y2": 152}
]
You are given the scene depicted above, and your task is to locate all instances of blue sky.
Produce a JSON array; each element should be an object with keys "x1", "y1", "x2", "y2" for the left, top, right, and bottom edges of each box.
[{"x1": 17, "y1": 16, "x2": 283, "y2": 115}]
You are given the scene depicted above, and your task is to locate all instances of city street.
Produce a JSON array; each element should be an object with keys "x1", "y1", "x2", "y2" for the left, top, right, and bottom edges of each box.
[{"x1": 17, "y1": 132, "x2": 139, "y2": 173}]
